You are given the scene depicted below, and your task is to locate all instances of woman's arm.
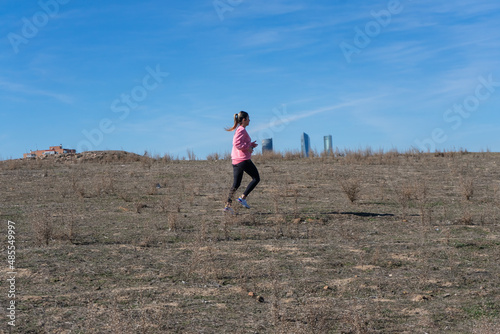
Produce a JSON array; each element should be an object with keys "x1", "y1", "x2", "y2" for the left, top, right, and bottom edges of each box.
[{"x1": 233, "y1": 128, "x2": 251, "y2": 151}]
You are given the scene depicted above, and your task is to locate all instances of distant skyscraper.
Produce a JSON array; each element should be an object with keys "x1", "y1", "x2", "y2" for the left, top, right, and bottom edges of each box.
[
  {"x1": 301, "y1": 132, "x2": 310, "y2": 157},
  {"x1": 324, "y1": 135, "x2": 333, "y2": 154},
  {"x1": 262, "y1": 138, "x2": 273, "y2": 152}
]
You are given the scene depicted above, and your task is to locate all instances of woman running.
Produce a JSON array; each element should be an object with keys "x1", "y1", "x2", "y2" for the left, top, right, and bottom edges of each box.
[{"x1": 224, "y1": 111, "x2": 260, "y2": 213}]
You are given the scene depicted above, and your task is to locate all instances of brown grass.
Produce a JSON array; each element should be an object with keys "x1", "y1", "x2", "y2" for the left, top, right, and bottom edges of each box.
[{"x1": 0, "y1": 149, "x2": 499, "y2": 333}]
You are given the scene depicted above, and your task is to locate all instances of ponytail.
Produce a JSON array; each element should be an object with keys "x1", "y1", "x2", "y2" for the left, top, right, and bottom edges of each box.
[{"x1": 225, "y1": 111, "x2": 248, "y2": 131}]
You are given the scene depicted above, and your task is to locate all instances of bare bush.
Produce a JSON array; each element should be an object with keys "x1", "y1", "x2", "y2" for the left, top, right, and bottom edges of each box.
[
  {"x1": 31, "y1": 209, "x2": 53, "y2": 246},
  {"x1": 71, "y1": 175, "x2": 85, "y2": 198},
  {"x1": 274, "y1": 214, "x2": 285, "y2": 239},
  {"x1": 187, "y1": 149, "x2": 196, "y2": 161},
  {"x1": 168, "y1": 212, "x2": 178, "y2": 232},
  {"x1": 459, "y1": 208, "x2": 473, "y2": 225},
  {"x1": 394, "y1": 180, "x2": 420, "y2": 219},
  {"x1": 339, "y1": 178, "x2": 361, "y2": 203},
  {"x1": 206, "y1": 152, "x2": 220, "y2": 161},
  {"x1": 100, "y1": 174, "x2": 115, "y2": 195},
  {"x1": 460, "y1": 177, "x2": 474, "y2": 201},
  {"x1": 161, "y1": 153, "x2": 175, "y2": 163}
]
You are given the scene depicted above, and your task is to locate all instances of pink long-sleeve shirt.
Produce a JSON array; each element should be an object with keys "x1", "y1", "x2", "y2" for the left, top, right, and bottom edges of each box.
[{"x1": 231, "y1": 126, "x2": 252, "y2": 165}]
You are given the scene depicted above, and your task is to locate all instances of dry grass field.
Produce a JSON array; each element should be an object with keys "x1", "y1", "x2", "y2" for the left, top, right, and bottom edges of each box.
[{"x1": 1, "y1": 150, "x2": 499, "y2": 333}]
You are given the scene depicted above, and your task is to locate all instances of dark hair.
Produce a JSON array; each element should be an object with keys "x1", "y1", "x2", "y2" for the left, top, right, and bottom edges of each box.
[{"x1": 225, "y1": 111, "x2": 249, "y2": 131}]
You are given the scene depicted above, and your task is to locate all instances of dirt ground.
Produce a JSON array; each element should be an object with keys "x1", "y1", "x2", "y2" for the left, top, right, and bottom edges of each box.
[{"x1": 0, "y1": 150, "x2": 499, "y2": 333}]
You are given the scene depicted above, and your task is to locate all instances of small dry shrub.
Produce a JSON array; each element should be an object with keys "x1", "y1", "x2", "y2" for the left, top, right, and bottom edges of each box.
[
  {"x1": 307, "y1": 148, "x2": 320, "y2": 158},
  {"x1": 100, "y1": 174, "x2": 115, "y2": 195},
  {"x1": 460, "y1": 177, "x2": 474, "y2": 201},
  {"x1": 274, "y1": 214, "x2": 285, "y2": 239},
  {"x1": 31, "y1": 209, "x2": 53, "y2": 246},
  {"x1": 339, "y1": 178, "x2": 361, "y2": 203},
  {"x1": 395, "y1": 181, "x2": 418, "y2": 206},
  {"x1": 206, "y1": 152, "x2": 220, "y2": 161},
  {"x1": 394, "y1": 180, "x2": 425, "y2": 219},
  {"x1": 71, "y1": 176, "x2": 85, "y2": 198},
  {"x1": 64, "y1": 211, "x2": 78, "y2": 243},
  {"x1": 160, "y1": 153, "x2": 175, "y2": 163},
  {"x1": 56, "y1": 204, "x2": 79, "y2": 243},
  {"x1": 459, "y1": 208, "x2": 473, "y2": 225},
  {"x1": 168, "y1": 212, "x2": 178, "y2": 232},
  {"x1": 186, "y1": 149, "x2": 196, "y2": 161},
  {"x1": 90, "y1": 174, "x2": 115, "y2": 197}
]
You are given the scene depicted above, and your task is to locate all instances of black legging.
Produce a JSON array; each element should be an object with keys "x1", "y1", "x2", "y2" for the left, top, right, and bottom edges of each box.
[{"x1": 227, "y1": 159, "x2": 260, "y2": 203}]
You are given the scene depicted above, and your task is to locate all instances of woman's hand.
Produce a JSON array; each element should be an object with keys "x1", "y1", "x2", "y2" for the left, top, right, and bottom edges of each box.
[{"x1": 251, "y1": 141, "x2": 258, "y2": 148}]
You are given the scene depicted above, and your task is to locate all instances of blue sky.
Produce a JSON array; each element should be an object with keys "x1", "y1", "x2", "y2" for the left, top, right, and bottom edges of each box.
[{"x1": 1, "y1": 0, "x2": 500, "y2": 160}]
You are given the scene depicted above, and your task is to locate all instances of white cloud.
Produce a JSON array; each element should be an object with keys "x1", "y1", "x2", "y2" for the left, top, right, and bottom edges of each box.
[
  {"x1": 251, "y1": 96, "x2": 382, "y2": 133},
  {"x1": 0, "y1": 79, "x2": 73, "y2": 104}
]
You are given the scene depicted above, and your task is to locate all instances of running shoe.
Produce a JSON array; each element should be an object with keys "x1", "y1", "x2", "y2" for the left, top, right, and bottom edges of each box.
[
  {"x1": 237, "y1": 197, "x2": 250, "y2": 209},
  {"x1": 223, "y1": 205, "x2": 235, "y2": 214}
]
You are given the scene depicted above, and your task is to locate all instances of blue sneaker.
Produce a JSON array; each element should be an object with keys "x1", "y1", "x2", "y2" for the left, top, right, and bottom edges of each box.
[
  {"x1": 223, "y1": 205, "x2": 235, "y2": 215},
  {"x1": 237, "y1": 197, "x2": 250, "y2": 209}
]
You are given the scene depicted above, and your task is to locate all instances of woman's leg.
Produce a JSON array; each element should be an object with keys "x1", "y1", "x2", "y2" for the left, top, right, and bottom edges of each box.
[
  {"x1": 240, "y1": 160, "x2": 260, "y2": 198},
  {"x1": 227, "y1": 163, "x2": 244, "y2": 205}
]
